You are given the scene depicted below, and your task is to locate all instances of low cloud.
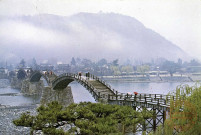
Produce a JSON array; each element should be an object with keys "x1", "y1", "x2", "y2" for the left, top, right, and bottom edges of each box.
[{"x1": 0, "y1": 13, "x2": 190, "y2": 64}]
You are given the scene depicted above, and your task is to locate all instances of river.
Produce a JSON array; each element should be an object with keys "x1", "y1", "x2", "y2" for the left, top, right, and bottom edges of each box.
[
  {"x1": 70, "y1": 81, "x2": 195, "y2": 103},
  {"x1": 0, "y1": 79, "x2": 195, "y2": 134},
  {"x1": 0, "y1": 79, "x2": 195, "y2": 106}
]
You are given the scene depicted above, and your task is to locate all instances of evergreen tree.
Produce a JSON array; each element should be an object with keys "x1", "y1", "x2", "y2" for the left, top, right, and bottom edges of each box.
[
  {"x1": 137, "y1": 65, "x2": 150, "y2": 77},
  {"x1": 71, "y1": 57, "x2": 76, "y2": 66},
  {"x1": 31, "y1": 58, "x2": 38, "y2": 70},
  {"x1": 19, "y1": 59, "x2": 26, "y2": 68},
  {"x1": 97, "y1": 58, "x2": 107, "y2": 66},
  {"x1": 13, "y1": 101, "x2": 153, "y2": 134},
  {"x1": 112, "y1": 59, "x2": 119, "y2": 66}
]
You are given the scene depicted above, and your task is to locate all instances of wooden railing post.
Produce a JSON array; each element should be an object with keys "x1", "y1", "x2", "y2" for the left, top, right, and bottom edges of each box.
[
  {"x1": 134, "y1": 94, "x2": 137, "y2": 101},
  {"x1": 116, "y1": 91, "x2": 118, "y2": 100},
  {"x1": 145, "y1": 96, "x2": 147, "y2": 103},
  {"x1": 163, "y1": 111, "x2": 166, "y2": 126},
  {"x1": 164, "y1": 98, "x2": 166, "y2": 105},
  {"x1": 153, "y1": 108, "x2": 156, "y2": 131}
]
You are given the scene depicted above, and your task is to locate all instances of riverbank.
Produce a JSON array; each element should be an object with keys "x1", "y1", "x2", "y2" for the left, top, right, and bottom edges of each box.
[
  {"x1": 0, "y1": 78, "x2": 197, "y2": 134},
  {"x1": 0, "y1": 79, "x2": 38, "y2": 134},
  {"x1": 101, "y1": 75, "x2": 201, "y2": 82},
  {"x1": 0, "y1": 105, "x2": 37, "y2": 135}
]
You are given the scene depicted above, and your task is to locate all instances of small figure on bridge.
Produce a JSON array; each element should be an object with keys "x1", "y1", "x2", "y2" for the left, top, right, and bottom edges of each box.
[
  {"x1": 86, "y1": 72, "x2": 90, "y2": 80},
  {"x1": 134, "y1": 92, "x2": 138, "y2": 95},
  {"x1": 79, "y1": 72, "x2": 82, "y2": 77}
]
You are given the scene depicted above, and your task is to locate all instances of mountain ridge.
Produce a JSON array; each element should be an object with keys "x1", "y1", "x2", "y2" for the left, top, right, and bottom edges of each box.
[{"x1": 0, "y1": 12, "x2": 190, "y2": 63}]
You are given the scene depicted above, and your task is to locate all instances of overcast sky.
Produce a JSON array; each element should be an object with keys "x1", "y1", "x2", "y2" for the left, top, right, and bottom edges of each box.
[{"x1": 0, "y1": 0, "x2": 201, "y2": 60}]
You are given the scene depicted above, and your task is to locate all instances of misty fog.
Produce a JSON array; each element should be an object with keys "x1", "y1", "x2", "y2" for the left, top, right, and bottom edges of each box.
[{"x1": 0, "y1": 13, "x2": 190, "y2": 65}]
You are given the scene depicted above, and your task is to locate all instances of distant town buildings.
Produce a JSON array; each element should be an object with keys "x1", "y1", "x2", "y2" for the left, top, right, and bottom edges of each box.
[
  {"x1": 1, "y1": 57, "x2": 201, "y2": 79},
  {"x1": 0, "y1": 67, "x2": 8, "y2": 79},
  {"x1": 39, "y1": 64, "x2": 54, "y2": 71}
]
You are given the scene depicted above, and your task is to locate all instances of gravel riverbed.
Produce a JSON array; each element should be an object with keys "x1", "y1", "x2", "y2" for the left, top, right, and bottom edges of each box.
[{"x1": 0, "y1": 105, "x2": 37, "y2": 135}]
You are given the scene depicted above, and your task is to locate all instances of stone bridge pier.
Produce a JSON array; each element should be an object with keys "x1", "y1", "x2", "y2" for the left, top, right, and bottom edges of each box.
[
  {"x1": 10, "y1": 70, "x2": 74, "y2": 107},
  {"x1": 26, "y1": 71, "x2": 179, "y2": 133},
  {"x1": 40, "y1": 86, "x2": 74, "y2": 107},
  {"x1": 20, "y1": 79, "x2": 74, "y2": 106},
  {"x1": 21, "y1": 80, "x2": 44, "y2": 95}
]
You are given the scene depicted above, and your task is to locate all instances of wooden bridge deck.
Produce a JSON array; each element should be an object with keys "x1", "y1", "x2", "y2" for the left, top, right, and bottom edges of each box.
[
  {"x1": 54, "y1": 73, "x2": 174, "y2": 111},
  {"x1": 30, "y1": 71, "x2": 176, "y2": 111},
  {"x1": 88, "y1": 80, "x2": 115, "y2": 95},
  {"x1": 29, "y1": 71, "x2": 181, "y2": 132}
]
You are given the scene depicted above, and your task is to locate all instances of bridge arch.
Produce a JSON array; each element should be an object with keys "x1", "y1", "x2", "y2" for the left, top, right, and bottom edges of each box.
[
  {"x1": 28, "y1": 71, "x2": 174, "y2": 132},
  {"x1": 52, "y1": 73, "x2": 91, "y2": 90},
  {"x1": 29, "y1": 71, "x2": 49, "y2": 83},
  {"x1": 51, "y1": 73, "x2": 117, "y2": 102},
  {"x1": 17, "y1": 69, "x2": 27, "y2": 80},
  {"x1": 52, "y1": 75, "x2": 74, "y2": 90}
]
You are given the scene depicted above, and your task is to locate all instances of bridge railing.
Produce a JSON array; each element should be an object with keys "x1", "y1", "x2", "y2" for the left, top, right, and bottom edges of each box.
[
  {"x1": 53, "y1": 72, "x2": 101, "y2": 101},
  {"x1": 106, "y1": 93, "x2": 176, "y2": 106},
  {"x1": 51, "y1": 72, "x2": 179, "y2": 109},
  {"x1": 88, "y1": 73, "x2": 177, "y2": 106},
  {"x1": 84, "y1": 73, "x2": 177, "y2": 107},
  {"x1": 89, "y1": 74, "x2": 119, "y2": 95}
]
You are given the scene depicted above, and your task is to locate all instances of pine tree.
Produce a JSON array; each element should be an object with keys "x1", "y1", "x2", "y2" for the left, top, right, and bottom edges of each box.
[
  {"x1": 13, "y1": 101, "x2": 153, "y2": 134},
  {"x1": 71, "y1": 57, "x2": 76, "y2": 66}
]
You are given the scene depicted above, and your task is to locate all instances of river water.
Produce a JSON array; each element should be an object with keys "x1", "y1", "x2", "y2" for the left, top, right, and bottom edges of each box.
[
  {"x1": 0, "y1": 79, "x2": 195, "y2": 106},
  {"x1": 0, "y1": 79, "x2": 195, "y2": 134},
  {"x1": 71, "y1": 81, "x2": 195, "y2": 103}
]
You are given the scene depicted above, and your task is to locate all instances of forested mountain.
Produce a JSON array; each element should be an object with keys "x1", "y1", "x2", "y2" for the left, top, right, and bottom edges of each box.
[{"x1": 0, "y1": 12, "x2": 190, "y2": 63}]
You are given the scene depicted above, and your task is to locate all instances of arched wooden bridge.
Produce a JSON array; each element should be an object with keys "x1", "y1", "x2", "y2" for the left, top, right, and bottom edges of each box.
[
  {"x1": 29, "y1": 71, "x2": 178, "y2": 132},
  {"x1": 30, "y1": 71, "x2": 171, "y2": 110}
]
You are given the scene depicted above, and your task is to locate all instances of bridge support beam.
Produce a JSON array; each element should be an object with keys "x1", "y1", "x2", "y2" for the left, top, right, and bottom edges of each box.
[
  {"x1": 163, "y1": 111, "x2": 166, "y2": 125},
  {"x1": 133, "y1": 106, "x2": 136, "y2": 111},
  {"x1": 153, "y1": 108, "x2": 156, "y2": 132},
  {"x1": 40, "y1": 86, "x2": 74, "y2": 107}
]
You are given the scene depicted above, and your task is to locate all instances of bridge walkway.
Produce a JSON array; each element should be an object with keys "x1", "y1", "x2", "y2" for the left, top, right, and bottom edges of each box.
[
  {"x1": 88, "y1": 80, "x2": 115, "y2": 95},
  {"x1": 29, "y1": 71, "x2": 185, "y2": 133},
  {"x1": 51, "y1": 72, "x2": 176, "y2": 111}
]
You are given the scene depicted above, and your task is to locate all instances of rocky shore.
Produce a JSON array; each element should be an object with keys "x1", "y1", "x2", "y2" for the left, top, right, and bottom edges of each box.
[
  {"x1": 0, "y1": 78, "x2": 74, "y2": 135},
  {"x1": 0, "y1": 105, "x2": 37, "y2": 135}
]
